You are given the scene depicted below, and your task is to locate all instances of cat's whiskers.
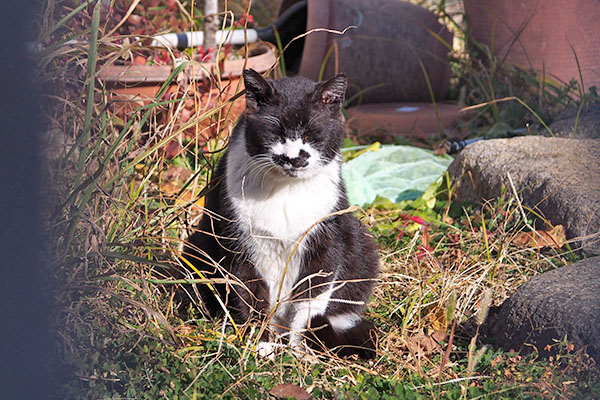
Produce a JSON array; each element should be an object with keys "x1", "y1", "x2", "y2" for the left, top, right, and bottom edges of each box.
[
  {"x1": 259, "y1": 164, "x2": 277, "y2": 188},
  {"x1": 246, "y1": 159, "x2": 269, "y2": 176},
  {"x1": 244, "y1": 156, "x2": 271, "y2": 177},
  {"x1": 254, "y1": 164, "x2": 277, "y2": 188},
  {"x1": 246, "y1": 156, "x2": 278, "y2": 187},
  {"x1": 262, "y1": 115, "x2": 282, "y2": 129}
]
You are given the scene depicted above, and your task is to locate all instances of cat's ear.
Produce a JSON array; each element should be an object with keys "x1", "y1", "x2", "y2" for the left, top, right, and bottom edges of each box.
[
  {"x1": 315, "y1": 73, "x2": 347, "y2": 106},
  {"x1": 243, "y1": 69, "x2": 274, "y2": 112}
]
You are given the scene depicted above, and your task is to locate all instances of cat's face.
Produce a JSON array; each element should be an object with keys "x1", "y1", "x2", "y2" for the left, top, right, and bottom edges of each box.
[{"x1": 241, "y1": 69, "x2": 347, "y2": 179}]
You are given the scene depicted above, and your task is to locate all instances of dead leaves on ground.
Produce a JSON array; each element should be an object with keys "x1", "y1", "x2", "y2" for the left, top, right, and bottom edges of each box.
[
  {"x1": 512, "y1": 224, "x2": 566, "y2": 249},
  {"x1": 387, "y1": 330, "x2": 448, "y2": 357},
  {"x1": 405, "y1": 330, "x2": 448, "y2": 355},
  {"x1": 133, "y1": 164, "x2": 205, "y2": 215},
  {"x1": 270, "y1": 384, "x2": 311, "y2": 400},
  {"x1": 160, "y1": 166, "x2": 205, "y2": 214}
]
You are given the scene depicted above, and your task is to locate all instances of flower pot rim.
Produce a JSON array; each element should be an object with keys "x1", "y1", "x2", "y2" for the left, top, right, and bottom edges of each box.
[{"x1": 97, "y1": 42, "x2": 277, "y2": 84}]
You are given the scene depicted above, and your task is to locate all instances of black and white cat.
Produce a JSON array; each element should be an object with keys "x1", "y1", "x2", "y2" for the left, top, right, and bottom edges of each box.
[{"x1": 182, "y1": 69, "x2": 379, "y2": 358}]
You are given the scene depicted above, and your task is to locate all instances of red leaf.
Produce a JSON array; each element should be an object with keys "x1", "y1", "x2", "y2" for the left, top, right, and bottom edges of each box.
[
  {"x1": 408, "y1": 215, "x2": 427, "y2": 226},
  {"x1": 164, "y1": 140, "x2": 181, "y2": 159}
]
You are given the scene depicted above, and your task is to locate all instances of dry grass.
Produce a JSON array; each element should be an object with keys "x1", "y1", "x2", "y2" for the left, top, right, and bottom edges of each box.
[{"x1": 40, "y1": 1, "x2": 598, "y2": 398}]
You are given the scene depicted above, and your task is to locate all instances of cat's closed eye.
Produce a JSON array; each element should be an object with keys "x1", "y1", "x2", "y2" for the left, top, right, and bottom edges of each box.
[{"x1": 301, "y1": 129, "x2": 315, "y2": 142}]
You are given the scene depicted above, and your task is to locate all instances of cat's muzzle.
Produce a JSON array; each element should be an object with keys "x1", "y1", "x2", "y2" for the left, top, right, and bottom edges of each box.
[{"x1": 272, "y1": 152, "x2": 310, "y2": 176}]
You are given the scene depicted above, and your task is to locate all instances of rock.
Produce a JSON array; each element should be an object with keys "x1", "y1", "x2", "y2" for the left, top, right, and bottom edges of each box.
[
  {"x1": 491, "y1": 257, "x2": 600, "y2": 361},
  {"x1": 547, "y1": 104, "x2": 600, "y2": 139},
  {"x1": 447, "y1": 136, "x2": 600, "y2": 254}
]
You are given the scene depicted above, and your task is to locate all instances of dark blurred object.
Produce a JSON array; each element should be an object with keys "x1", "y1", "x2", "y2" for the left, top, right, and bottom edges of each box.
[
  {"x1": 444, "y1": 137, "x2": 484, "y2": 154},
  {"x1": 0, "y1": 0, "x2": 53, "y2": 398},
  {"x1": 443, "y1": 128, "x2": 527, "y2": 154},
  {"x1": 261, "y1": 0, "x2": 307, "y2": 72}
]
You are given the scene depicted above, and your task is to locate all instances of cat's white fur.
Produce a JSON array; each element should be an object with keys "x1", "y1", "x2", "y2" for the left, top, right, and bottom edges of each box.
[
  {"x1": 328, "y1": 312, "x2": 361, "y2": 331},
  {"x1": 226, "y1": 131, "x2": 346, "y2": 345},
  {"x1": 270, "y1": 138, "x2": 320, "y2": 161}
]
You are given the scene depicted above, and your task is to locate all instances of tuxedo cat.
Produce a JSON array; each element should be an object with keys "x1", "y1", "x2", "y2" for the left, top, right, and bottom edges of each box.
[{"x1": 182, "y1": 69, "x2": 379, "y2": 358}]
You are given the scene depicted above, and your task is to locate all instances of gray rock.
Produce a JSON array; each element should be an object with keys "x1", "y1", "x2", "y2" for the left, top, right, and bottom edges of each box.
[
  {"x1": 547, "y1": 104, "x2": 600, "y2": 139},
  {"x1": 448, "y1": 136, "x2": 600, "y2": 254},
  {"x1": 491, "y1": 257, "x2": 600, "y2": 361}
]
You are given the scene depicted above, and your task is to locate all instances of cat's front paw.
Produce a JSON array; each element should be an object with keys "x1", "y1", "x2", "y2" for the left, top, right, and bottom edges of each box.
[{"x1": 255, "y1": 341, "x2": 284, "y2": 359}]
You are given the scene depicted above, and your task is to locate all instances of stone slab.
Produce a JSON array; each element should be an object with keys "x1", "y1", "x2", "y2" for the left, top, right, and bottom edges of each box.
[{"x1": 448, "y1": 136, "x2": 600, "y2": 254}]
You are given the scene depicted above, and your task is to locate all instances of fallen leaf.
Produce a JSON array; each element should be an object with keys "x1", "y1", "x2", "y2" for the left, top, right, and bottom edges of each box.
[
  {"x1": 426, "y1": 308, "x2": 446, "y2": 331},
  {"x1": 180, "y1": 107, "x2": 192, "y2": 122},
  {"x1": 164, "y1": 140, "x2": 182, "y2": 159},
  {"x1": 442, "y1": 214, "x2": 454, "y2": 225},
  {"x1": 269, "y1": 384, "x2": 311, "y2": 400},
  {"x1": 434, "y1": 146, "x2": 447, "y2": 156},
  {"x1": 405, "y1": 331, "x2": 442, "y2": 355},
  {"x1": 512, "y1": 225, "x2": 566, "y2": 249},
  {"x1": 175, "y1": 325, "x2": 195, "y2": 335},
  {"x1": 431, "y1": 330, "x2": 448, "y2": 344},
  {"x1": 491, "y1": 354, "x2": 504, "y2": 368},
  {"x1": 160, "y1": 181, "x2": 180, "y2": 197},
  {"x1": 162, "y1": 166, "x2": 192, "y2": 187},
  {"x1": 160, "y1": 166, "x2": 205, "y2": 214},
  {"x1": 175, "y1": 190, "x2": 205, "y2": 216},
  {"x1": 160, "y1": 184, "x2": 204, "y2": 215}
]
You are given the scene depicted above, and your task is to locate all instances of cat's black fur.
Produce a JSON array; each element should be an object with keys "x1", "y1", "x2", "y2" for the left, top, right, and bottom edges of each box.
[{"x1": 182, "y1": 69, "x2": 379, "y2": 358}]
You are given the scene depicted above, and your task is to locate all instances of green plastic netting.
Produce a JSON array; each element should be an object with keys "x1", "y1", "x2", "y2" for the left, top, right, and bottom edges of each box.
[{"x1": 342, "y1": 145, "x2": 453, "y2": 206}]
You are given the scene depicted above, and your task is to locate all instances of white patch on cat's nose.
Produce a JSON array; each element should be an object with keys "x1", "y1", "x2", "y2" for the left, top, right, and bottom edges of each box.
[
  {"x1": 271, "y1": 138, "x2": 305, "y2": 159},
  {"x1": 270, "y1": 138, "x2": 321, "y2": 176}
]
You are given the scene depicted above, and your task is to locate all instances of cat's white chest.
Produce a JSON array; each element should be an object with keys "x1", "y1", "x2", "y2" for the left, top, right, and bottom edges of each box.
[{"x1": 236, "y1": 173, "x2": 338, "y2": 240}]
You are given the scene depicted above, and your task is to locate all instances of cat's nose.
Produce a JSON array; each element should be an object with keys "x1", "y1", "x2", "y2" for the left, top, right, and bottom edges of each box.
[
  {"x1": 289, "y1": 157, "x2": 308, "y2": 168},
  {"x1": 292, "y1": 150, "x2": 310, "y2": 167},
  {"x1": 273, "y1": 150, "x2": 310, "y2": 168}
]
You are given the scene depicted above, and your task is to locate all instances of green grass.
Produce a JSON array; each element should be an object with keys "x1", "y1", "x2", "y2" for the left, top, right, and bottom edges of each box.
[{"x1": 40, "y1": 1, "x2": 600, "y2": 399}]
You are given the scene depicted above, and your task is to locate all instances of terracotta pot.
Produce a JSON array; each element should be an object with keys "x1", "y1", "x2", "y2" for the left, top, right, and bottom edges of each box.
[
  {"x1": 97, "y1": 42, "x2": 277, "y2": 84},
  {"x1": 279, "y1": 0, "x2": 453, "y2": 103},
  {"x1": 464, "y1": 0, "x2": 600, "y2": 91},
  {"x1": 106, "y1": 77, "x2": 246, "y2": 138},
  {"x1": 347, "y1": 102, "x2": 469, "y2": 138},
  {"x1": 98, "y1": 43, "x2": 277, "y2": 137}
]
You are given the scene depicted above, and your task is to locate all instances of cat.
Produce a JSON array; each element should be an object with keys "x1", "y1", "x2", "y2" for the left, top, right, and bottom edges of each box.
[{"x1": 181, "y1": 69, "x2": 379, "y2": 359}]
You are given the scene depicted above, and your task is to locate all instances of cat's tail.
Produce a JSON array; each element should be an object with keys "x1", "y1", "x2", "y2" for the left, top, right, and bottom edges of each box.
[{"x1": 305, "y1": 314, "x2": 377, "y2": 359}]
